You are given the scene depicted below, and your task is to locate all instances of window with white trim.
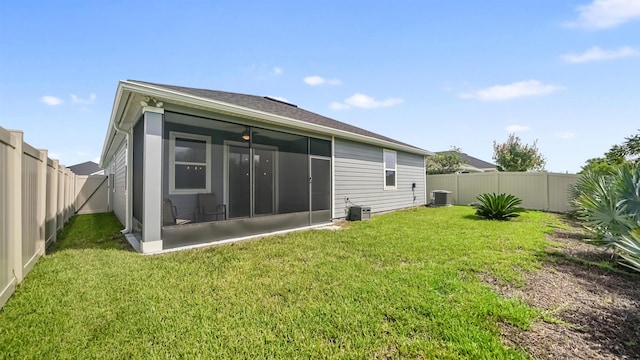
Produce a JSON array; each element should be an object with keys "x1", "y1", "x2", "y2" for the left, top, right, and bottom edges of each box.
[
  {"x1": 169, "y1": 131, "x2": 211, "y2": 194},
  {"x1": 383, "y1": 149, "x2": 397, "y2": 190}
]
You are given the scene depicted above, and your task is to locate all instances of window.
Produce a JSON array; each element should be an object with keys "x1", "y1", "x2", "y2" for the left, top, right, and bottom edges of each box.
[
  {"x1": 169, "y1": 132, "x2": 211, "y2": 194},
  {"x1": 383, "y1": 149, "x2": 397, "y2": 190}
]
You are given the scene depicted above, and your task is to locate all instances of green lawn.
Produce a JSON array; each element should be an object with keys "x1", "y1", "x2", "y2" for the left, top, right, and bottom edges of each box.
[{"x1": 0, "y1": 207, "x2": 560, "y2": 359}]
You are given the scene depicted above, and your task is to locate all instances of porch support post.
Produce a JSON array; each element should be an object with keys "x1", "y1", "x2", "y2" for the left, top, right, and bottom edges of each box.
[{"x1": 140, "y1": 106, "x2": 164, "y2": 253}]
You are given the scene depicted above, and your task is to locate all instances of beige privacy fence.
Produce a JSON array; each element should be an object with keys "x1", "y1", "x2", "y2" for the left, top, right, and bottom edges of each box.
[
  {"x1": 0, "y1": 126, "x2": 109, "y2": 309},
  {"x1": 426, "y1": 172, "x2": 580, "y2": 213},
  {"x1": 75, "y1": 175, "x2": 109, "y2": 214}
]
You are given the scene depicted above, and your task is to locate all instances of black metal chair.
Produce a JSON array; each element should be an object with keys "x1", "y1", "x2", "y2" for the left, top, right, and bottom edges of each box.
[
  {"x1": 197, "y1": 193, "x2": 226, "y2": 222},
  {"x1": 163, "y1": 199, "x2": 193, "y2": 226}
]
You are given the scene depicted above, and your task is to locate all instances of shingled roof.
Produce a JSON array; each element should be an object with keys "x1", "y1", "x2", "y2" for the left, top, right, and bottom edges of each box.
[
  {"x1": 437, "y1": 151, "x2": 497, "y2": 170},
  {"x1": 68, "y1": 161, "x2": 103, "y2": 175},
  {"x1": 129, "y1": 80, "x2": 428, "y2": 153}
]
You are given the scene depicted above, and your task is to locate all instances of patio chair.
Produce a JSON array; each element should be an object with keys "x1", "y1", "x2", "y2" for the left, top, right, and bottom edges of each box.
[
  {"x1": 163, "y1": 198, "x2": 193, "y2": 226},
  {"x1": 197, "y1": 193, "x2": 227, "y2": 222}
]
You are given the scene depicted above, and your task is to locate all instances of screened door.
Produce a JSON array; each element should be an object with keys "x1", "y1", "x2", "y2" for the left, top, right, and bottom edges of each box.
[
  {"x1": 310, "y1": 157, "x2": 331, "y2": 224},
  {"x1": 227, "y1": 145, "x2": 251, "y2": 218},
  {"x1": 254, "y1": 148, "x2": 276, "y2": 216}
]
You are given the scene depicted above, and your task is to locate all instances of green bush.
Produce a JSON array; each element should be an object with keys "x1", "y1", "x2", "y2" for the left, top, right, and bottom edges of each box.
[
  {"x1": 474, "y1": 193, "x2": 524, "y2": 220},
  {"x1": 570, "y1": 164, "x2": 640, "y2": 272}
]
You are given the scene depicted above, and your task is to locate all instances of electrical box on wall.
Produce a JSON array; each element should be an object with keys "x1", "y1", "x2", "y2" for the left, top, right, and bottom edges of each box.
[{"x1": 348, "y1": 206, "x2": 371, "y2": 221}]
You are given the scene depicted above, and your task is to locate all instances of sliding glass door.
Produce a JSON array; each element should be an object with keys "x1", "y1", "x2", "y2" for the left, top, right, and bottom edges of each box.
[{"x1": 222, "y1": 128, "x2": 332, "y2": 223}]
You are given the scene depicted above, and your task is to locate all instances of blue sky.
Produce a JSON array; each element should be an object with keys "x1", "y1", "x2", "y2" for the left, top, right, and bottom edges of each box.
[{"x1": 1, "y1": 0, "x2": 639, "y2": 173}]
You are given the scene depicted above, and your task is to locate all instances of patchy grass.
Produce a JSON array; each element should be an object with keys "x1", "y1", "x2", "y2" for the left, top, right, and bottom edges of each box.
[
  {"x1": 0, "y1": 207, "x2": 558, "y2": 359},
  {"x1": 50, "y1": 212, "x2": 133, "y2": 252}
]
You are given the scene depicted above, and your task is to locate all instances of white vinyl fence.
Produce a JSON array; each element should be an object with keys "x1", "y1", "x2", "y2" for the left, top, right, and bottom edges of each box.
[
  {"x1": 1, "y1": 126, "x2": 83, "y2": 309},
  {"x1": 426, "y1": 172, "x2": 580, "y2": 213}
]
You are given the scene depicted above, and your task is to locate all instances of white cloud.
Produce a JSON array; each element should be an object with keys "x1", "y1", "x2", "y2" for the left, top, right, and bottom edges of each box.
[
  {"x1": 243, "y1": 63, "x2": 284, "y2": 78},
  {"x1": 506, "y1": 125, "x2": 531, "y2": 132},
  {"x1": 329, "y1": 101, "x2": 351, "y2": 110},
  {"x1": 48, "y1": 152, "x2": 61, "y2": 160},
  {"x1": 41, "y1": 96, "x2": 62, "y2": 106},
  {"x1": 459, "y1": 80, "x2": 563, "y2": 101},
  {"x1": 555, "y1": 131, "x2": 577, "y2": 139},
  {"x1": 562, "y1": 46, "x2": 638, "y2": 63},
  {"x1": 345, "y1": 93, "x2": 403, "y2": 108},
  {"x1": 71, "y1": 93, "x2": 96, "y2": 105},
  {"x1": 92, "y1": 156, "x2": 100, "y2": 164},
  {"x1": 303, "y1": 75, "x2": 342, "y2": 86},
  {"x1": 331, "y1": 93, "x2": 404, "y2": 110},
  {"x1": 566, "y1": 0, "x2": 640, "y2": 29}
]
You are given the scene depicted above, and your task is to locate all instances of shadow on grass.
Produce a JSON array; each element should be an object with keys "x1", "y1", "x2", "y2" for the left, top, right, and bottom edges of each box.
[
  {"x1": 48, "y1": 212, "x2": 134, "y2": 253},
  {"x1": 543, "y1": 252, "x2": 640, "y2": 358},
  {"x1": 545, "y1": 249, "x2": 636, "y2": 278}
]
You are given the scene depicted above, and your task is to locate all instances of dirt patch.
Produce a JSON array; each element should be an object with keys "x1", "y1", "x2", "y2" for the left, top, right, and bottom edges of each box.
[{"x1": 484, "y1": 218, "x2": 640, "y2": 359}]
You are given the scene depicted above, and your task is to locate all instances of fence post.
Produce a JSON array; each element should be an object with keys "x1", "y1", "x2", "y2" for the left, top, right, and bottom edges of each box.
[
  {"x1": 50, "y1": 159, "x2": 59, "y2": 245},
  {"x1": 37, "y1": 149, "x2": 48, "y2": 256},
  {"x1": 58, "y1": 165, "x2": 65, "y2": 231},
  {"x1": 544, "y1": 172, "x2": 550, "y2": 211},
  {"x1": 8, "y1": 131, "x2": 23, "y2": 283},
  {"x1": 455, "y1": 173, "x2": 460, "y2": 205},
  {"x1": 64, "y1": 168, "x2": 70, "y2": 223}
]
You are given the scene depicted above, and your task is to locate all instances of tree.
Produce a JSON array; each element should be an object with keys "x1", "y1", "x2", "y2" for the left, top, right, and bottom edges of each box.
[
  {"x1": 579, "y1": 157, "x2": 620, "y2": 176},
  {"x1": 426, "y1": 147, "x2": 465, "y2": 174},
  {"x1": 492, "y1": 133, "x2": 546, "y2": 172},
  {"x1": 579, "y1": 129, "x2": 639, "y2": 173},
  {"x1": 605, "y1": 130, "x2": 640, "y2": 164}
]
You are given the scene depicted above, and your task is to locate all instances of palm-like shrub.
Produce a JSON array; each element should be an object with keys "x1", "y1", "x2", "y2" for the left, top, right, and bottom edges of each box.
[
  {"x1": 474, "y1": 193, "x2": 523, "y2": 220},
  {"x1": 569, "y1": 170, "x2": 632, "y2": 242},
  {"x1": 570, "y1": 164, "x2": 640, "y2": 272},
  {"x1": 611, "y1": 230, "x2": 640, "y2": 273}
]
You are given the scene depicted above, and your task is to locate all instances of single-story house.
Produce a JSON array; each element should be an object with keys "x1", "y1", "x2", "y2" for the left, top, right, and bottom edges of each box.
[{"x1": 99, "y1": 80, "x2": 433, "y2": 253}]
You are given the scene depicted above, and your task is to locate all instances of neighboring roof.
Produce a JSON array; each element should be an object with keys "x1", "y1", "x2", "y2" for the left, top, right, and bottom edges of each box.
[
  {"x1": 99, "y1": 80, "x2": 432, "y2": 166},
  {"x1": 436, "y1": 151, "x2": 497, "y2": 170},
  {"x1": 68, "y1": 161, "x2": 102, "y2": 175}
]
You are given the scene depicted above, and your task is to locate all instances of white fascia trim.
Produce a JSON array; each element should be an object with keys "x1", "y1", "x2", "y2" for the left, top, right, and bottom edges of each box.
[{"x1": 117, "y1": 80, "x2": 434, "y2": 157}]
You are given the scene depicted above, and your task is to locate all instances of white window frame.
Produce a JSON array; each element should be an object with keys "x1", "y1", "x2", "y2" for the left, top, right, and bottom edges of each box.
[
  {"x1": 169, "y1": 131, "x2": 211, "y2": 195},
  {"x1": 383, "y1": 149, "x2": 397, "y2": 190}
]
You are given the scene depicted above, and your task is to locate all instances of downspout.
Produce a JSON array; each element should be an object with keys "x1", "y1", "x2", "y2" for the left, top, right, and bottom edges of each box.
[{"x1": 113, "y1": 118, "x2": 132, "y2": 234}]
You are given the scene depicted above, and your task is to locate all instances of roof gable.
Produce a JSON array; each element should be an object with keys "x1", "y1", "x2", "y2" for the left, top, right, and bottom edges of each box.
[{"x1": 68, "y1": 161, "x2": 102, "y2": 175}]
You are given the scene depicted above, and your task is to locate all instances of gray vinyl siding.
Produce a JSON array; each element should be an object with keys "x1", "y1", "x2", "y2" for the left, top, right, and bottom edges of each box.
[
  {"x1": 334, "y1": 139, "x2": 425, "y2": 218},
  {"x1": 110, "y1": 141, "x2": 127, "y2": 225}
]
